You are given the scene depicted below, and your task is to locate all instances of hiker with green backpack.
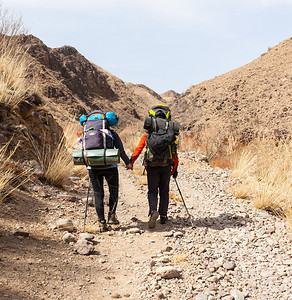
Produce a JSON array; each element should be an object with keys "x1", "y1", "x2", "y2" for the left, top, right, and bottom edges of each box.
[
  {"x1": 75, "y1": 110, "x2": 132, "y2": 232},
  {"x1": 129, "y1": 105, "x2": 179, "y2": 229}
]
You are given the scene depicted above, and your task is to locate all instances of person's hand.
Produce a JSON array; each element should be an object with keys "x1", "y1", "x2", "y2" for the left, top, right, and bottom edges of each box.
[
  {"x1": 126, "y1": 163, "x2": 133, "y2": 170},
  {"x1": 172, "y1": 169, "x2": 178, "y2": 178}
]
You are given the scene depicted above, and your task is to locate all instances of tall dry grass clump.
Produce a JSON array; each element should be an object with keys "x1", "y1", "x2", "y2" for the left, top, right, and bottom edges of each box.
[
  {"x1": 63, "y1": 121, "x2": 88, "y2": 179},
  {"x1": 231, "y1": 140, "x2": 292, "y2": 219},
  {"x1": 0, "y1": 5, "x2": 29, "y2": 110},
  {"x1": 27, "y1": 132, "x2": 74, "y2": 188},
  {"x1": 0, "y1": 140, "x2": 31, "y2": 202}
]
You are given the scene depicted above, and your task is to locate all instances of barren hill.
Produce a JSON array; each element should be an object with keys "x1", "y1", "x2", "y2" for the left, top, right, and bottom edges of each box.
[
  {"x1": 160, "y1": 90, "x2": 180, "y2": 103},
  {"x1": 20, "y1": 35, "x2": 163, "y2": 126},
  {"x1": 172, "y1": 37, "x2": 292, "y2": 143}
]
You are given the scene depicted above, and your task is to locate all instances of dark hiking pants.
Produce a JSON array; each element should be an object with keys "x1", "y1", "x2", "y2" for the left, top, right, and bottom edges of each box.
[
  {"x1": 88, "y1": 167, "x2": 119, "y2": 222},
  {"x1": 146, "y1": 165, "x2": 171, "y2": 217}
]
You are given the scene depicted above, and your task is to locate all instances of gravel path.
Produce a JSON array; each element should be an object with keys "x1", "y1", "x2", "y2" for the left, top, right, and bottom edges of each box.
[
  {"x1": 1, "y1": 152, "x2": 291, "y2": 299},
  {"x1": 125, "y1": 152, "x2": 292, "y2": 300}
]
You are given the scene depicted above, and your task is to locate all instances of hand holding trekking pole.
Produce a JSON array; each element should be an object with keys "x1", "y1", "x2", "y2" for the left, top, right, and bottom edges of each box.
[{"x1": 172, "y1": 169, "x2": 178, "y2": 178}]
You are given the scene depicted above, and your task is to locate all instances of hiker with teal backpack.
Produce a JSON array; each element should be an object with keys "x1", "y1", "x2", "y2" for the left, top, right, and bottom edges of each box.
[
  {"x1": 129, "y1": 105, "x2": 179, "y2": 229},
  {"x1": 77, "y1": 110, "x2": 132, "y2": 232}
]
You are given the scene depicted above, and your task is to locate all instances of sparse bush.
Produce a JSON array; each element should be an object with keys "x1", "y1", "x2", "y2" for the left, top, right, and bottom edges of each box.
[
  {"x1": 179, "y1": 123, "x2": 241, "y2": 166},
  {"x1": 0, "y1": 140, "x2": 31, "y2": 202},
  {"x1": 27, "y1": 132, "x2": 74, "y2": 188},
  {"x1": 63, "y1": 120, "x2": 82, "y2": 149},
  {"x1": 231, "y1": 140, "x2": 292, "y2": 218},
  {"x1": 0, "y1": 4, "x2": 30, "y2": 110}
]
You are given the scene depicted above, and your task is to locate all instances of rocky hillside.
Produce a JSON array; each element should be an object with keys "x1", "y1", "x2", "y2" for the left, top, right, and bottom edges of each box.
[
  {"x1": 20, "y1": 35, "x2": 163, "y2": 127},
  {"x1": 160, "y1": 90, "x2": 180, "y2": 103},
  {"x1": 172, "y1": 37, "x2": 292, "y2": 143}
]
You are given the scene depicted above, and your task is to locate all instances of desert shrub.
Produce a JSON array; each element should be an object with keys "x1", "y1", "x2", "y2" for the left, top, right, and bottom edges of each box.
[
  {"x1": 0, "y1": 141, "x2": 31, "y2": 202},
  {"x1": 63, "y1": 120, "x2": 82, "y2": 149},
  {"x1": 231, "y1": 140, "x2": 292, "y2": 218},
  {"x1": 27, "y1": 132, "x2": 74, "y2": 188},
  {"x1": 0, "y1": 5, "x2": 30, "y2": 110},
  {"x1": 179, "y1": 122, "x2": 241, "y2": 167}
]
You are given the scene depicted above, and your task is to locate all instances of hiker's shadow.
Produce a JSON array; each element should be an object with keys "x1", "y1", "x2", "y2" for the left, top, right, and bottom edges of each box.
[
  {"x1": 117, "y1": 217, "x2": 178, "y2": 233},
  {"x1": 117, "y1": 213, "x2": 251, "y2": 233},
  {"x1": 190, "y1": 213, "x2": 251, "y2": 230}
]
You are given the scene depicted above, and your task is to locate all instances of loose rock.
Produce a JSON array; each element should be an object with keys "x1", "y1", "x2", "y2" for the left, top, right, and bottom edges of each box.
[{"x1": 155, "y1": 266, "x2": 181, "y2": 279}]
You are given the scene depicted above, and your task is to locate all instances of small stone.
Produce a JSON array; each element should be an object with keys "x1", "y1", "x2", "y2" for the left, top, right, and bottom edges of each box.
[
  {"x1": 163, "y1": 232, "x2": 173, "y2": 237},
  {"x1": 56, "y1": 219, "x2": 74, "y2": 232},
  {"x1": 162, "y1": 246, "x2": 173, "y2": 253},
  {"x1": 57, "y1": 194, "x2": 78, "y2": 202},
  {"x1": 155, "y1": 292, "x2": 166, "y2": 299},
  {"x1": 63, "y1": 233, "x2": 76, "y2": 243},
  {"x1": 160, "y1": 256, "x2": 170, "y2": 263},
  {"x1": 222, "y1": 296, "x2": 234, "y2": 300},
  {"x1": 79, "y1": 233, "x2": 94, "y2": 240},
  {"x1": 223, "y1": 261, "x2": 236, "y2": 271},
  {"x1": 111, "y1": 293, "x2": 121, "y2": 299},
  {"x1": 231, "y1": 289, "x2": 245, "y2": 300},
  {"x1": 127, "y1": 227, "x2": 141, "y2": 234},
  {"x1": 195, "y1": 294, "x2": 208, "y2": 300},
  {"x1": 82, "y1": 197, "x2": 94, "y2": 206},
  {"x1": 214, "y1": 257, "x2": 224, "y2": 268},
  {"x1": 13, "y1": 231, "x2": 29, "y2": 237},
  {"x1": 74, "y1": 239, "x2": 94, "y2": 255},
  {"x1": 207, "y1": 275, "x2": 219, "y2": 283},
  {"x1": 156, "y1": 266, "x2": 181, "y2": 279},
  {"x1": 173, "y1": 231, "x2": 184, "y2": 238}
]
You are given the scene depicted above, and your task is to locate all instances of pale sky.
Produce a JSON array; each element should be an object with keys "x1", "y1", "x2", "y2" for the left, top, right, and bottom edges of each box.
[{"x1": 5, "y1": 0, "x2": 292, "y2": 94}]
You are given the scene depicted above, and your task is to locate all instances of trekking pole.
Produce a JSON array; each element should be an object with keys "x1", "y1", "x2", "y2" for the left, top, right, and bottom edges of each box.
[
  {"x1": 174, "y1": 177, "x2": 194, "y2": 227},
  {"x1": 83, "y1": 177, "x2": 91, "y2": 233}
]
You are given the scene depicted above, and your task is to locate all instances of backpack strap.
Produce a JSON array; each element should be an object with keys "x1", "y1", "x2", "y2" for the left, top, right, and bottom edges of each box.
[{"x1": 101, "y1": 114, "x2": 107, "y2": 165}]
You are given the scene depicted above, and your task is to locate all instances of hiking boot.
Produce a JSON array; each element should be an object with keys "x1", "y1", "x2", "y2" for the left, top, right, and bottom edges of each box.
[
  {"x1": 98, "y1": 220, "x2": 108, "y2": 232},
  {"x1": 160, "y1": 216, "x2": 168, "y2": 224},
  {"x1": 108, "y1": 213, "x2": 119, "y2": 225},
  {"x1": 148, "y1": 210, "x2": 159, "y2": 229}
]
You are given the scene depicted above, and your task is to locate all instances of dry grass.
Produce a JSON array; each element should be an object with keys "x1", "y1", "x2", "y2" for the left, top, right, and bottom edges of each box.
[
  {"x1": 73, "y1": 165, "x2": 88, "y2": 179},
  {"x1": 179, "y1": 123, "x2": 240, "y2": 164},
  {"x1": 135, "y1": 176, "x2": 147, "y2": 186},
  {"x1": 231, "y1": 140, "x2": 292, "y2": 219},
  {"x1": 131, "y1": 166, "x2": 145, "y2": 176},
  {"x1": 0, "y1": 5, "x2": 30, "y2": 110},
  {"x1": 27, "y1": 132, "x2": 74, "y2": 188},
  {"x1": 230, "y1": 181, "x2": 252, "y2": 200},
  {"x1": 169, "y1": 191, "x2": 182, "y2": 202},
  {"x1": 172, "y1": 250, "x2": 192, "y2": 267},
  {"x1": 63, "y1": 120, "x2": 83, "y2": 149},
  {"x1": 119, "y1": 124, "x2": 144, "y2": 152},
  {"x1": 43, "y1": 138, "x2": 74, "y2": 187},
  {"x1": 0, "y1": 140, "x2": 31, "y2": 202}
]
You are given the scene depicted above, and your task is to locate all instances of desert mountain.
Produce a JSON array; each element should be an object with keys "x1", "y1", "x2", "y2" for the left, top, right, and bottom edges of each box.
[
  {"x1": 20, "y1": 35, "x2": 163, "y2": 126},
  {"x1": 160, "y1": 90, "x2": 180, "y2": 103},
  {"x1": 172, "y1": 37, "x2": 292, "y2": 143}
]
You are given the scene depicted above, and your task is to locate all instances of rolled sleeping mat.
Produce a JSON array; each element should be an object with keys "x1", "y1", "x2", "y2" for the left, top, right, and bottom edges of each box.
[{"x1": 73, "y1": 149, "x2": 120, "y2": 166}]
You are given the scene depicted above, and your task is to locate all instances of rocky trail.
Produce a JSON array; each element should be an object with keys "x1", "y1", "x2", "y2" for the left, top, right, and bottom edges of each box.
[{"x1": 0, "y1": 153, "x2": 292, "y2": 300}]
